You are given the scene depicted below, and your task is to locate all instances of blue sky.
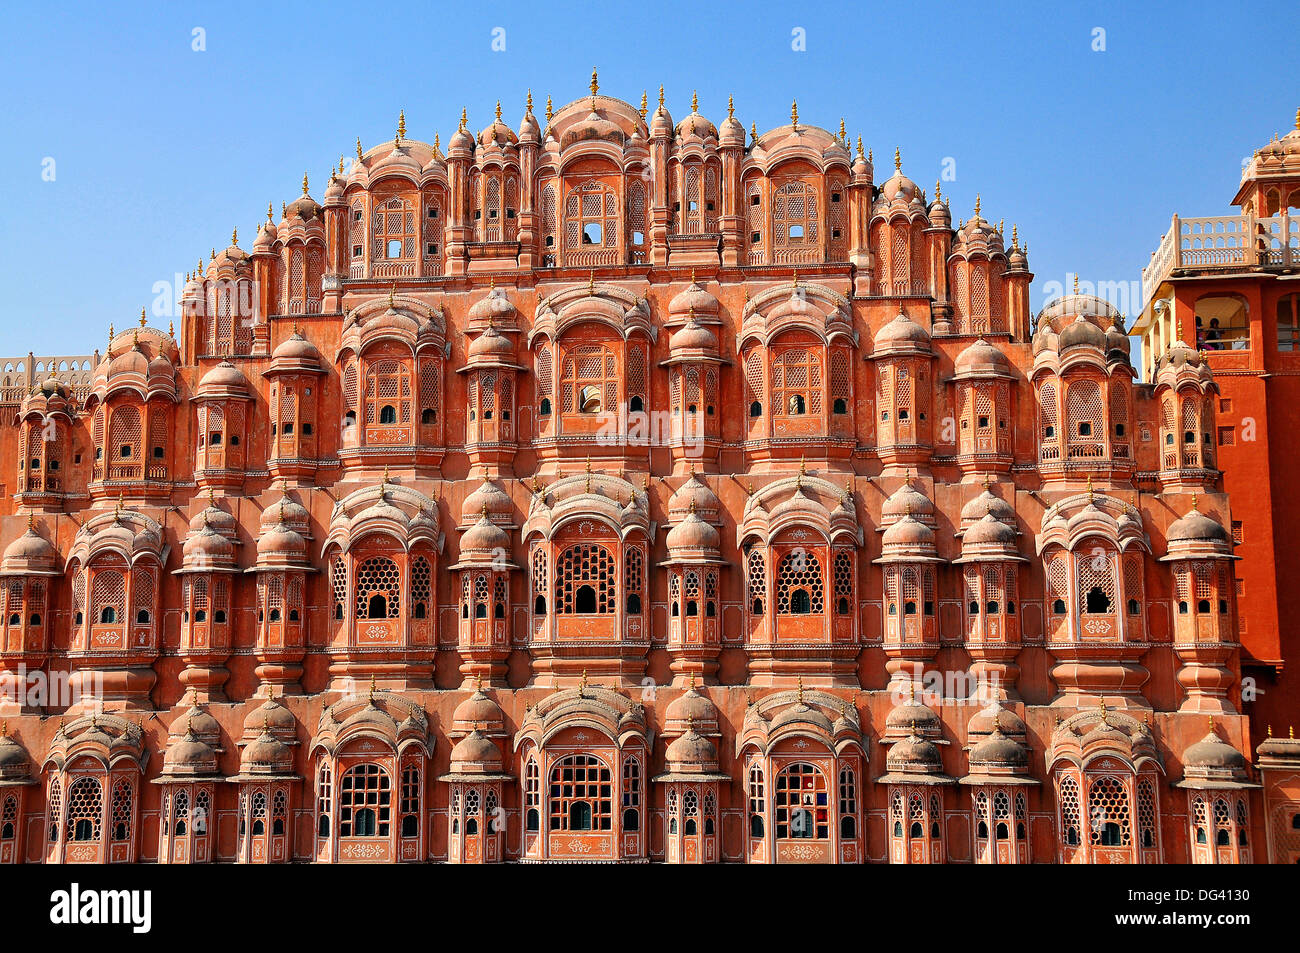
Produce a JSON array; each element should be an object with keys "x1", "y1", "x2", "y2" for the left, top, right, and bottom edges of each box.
[{"x1": 1, "y1": 0, "x2": 1296, "y2": 358}]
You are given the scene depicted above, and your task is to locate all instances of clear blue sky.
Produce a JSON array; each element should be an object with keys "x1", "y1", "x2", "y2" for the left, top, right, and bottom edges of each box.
[{"x1": 1, "y1": 0, "x2": 1296, "y2": 358}]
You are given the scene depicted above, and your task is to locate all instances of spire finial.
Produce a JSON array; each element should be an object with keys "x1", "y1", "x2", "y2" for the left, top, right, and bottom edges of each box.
[
  {"x1": 139, "y1": 307, "x2": 147, "y2": 327},
  {"x1": 545, "y1": 96, "x2": 553, "y2": 123},
  {"x1": 796, "y1": 676, "x2": 804, "y2": 704},
  {"x1": 381, "y1": 465, "x2": 390, "y2": 487},
  {"x1": 1073, "y1": 273, "x2": 1080, "y2": 295},
  {"x1": 934, "y1": 180, "x2": 942, "y2": 202},
  {"x1": 231, "y1": 227, "x2": 238, "y2": 247},
  {"x1": 894, "y1": 147, "x2": 901, "y2": 172},
  {"x1": 579, "y1": 668, "x2": 588, "y2": 694},
  {"x1": 974, "y1": 194, "x2": 981, "y2": 217},
  {"x1": 790, "y1": 99, "x2": 798, "y2": 129},
  {"x1": 750, "y1": 121, "x2": 758, "y2": 145},
  {"x1": 495, "y1": 100, "x2": 502, "y2": 122},
  {"x1": 526, "y1": 88, "x2": 534, "y2": 113},
  {"x1": 691, "y1": 89, "x2": 699, "y2": 113},
  {"x1": 388, "y1": 282, "x2": 396, "y2": 308},
  {"x1": 356, "y1": 137, "x2": 363, "y2": 160},
  {"x1": 588, "y1": 270, "x2": 596, "y2": 295},
  {"x1": 1087, "y1": 474, "x2": 1095, "y2": 502},
  {"x1": 368, "y1": 675, "x2": 377, "y2": 702},
  {"x1": 856, "y1": 136, "x2": 864, "y2": 160},
  {"x1": 639, "y1": 90, "x2": 648, "y2": 120},
  {"x1": 799, "y1": 454, "x2": 807, "y2": 477},
  {"x1": 475, "y1": 673, "x2": 484, "y2": 693},
  {"x1": 459, "y1": 107, "x2": 467, "y2": 131},
  {"x1": 397, "y1": 109, "x2": 406, "y2": 142},
  {"x1": 839, "y1": 117, "x2": 846, "y2": 142},
  {"x1": 301, "y1": 172, "x2": 309, "y2": 195},
  {"x1": 1011, "y1": 223, "x2": 1018, "y2": 247},
  {"x1": 590, "y1": 67, "x2": 599, "y2": 98},
  {"x1": 1190, "y1": 491, "x2": 1198, "y2": 511},
  {"x1": 1295, "y1": 106, "x2": 1299, "y2": 130},
  {"x1": 727, "y1": 95, "x2": 735, "y2": 119},
  {"x1": 1098, "y1": 697, "x2": 1110, "y2": 725}
]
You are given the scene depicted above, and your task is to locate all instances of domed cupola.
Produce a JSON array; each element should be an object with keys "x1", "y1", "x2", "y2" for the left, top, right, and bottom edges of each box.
[
  {"x1": 872, "y1": 148, "x2": 927, "y2": 219},
  {"x1": 880, "y1": 512, "x2": 937, "y2": 558},
  {"x1": 518, "y1": 91, "x2": 541, "y2": 144},
  {"x1": 1163, "y1": 497, "x2": 1233, "y2": 559},
  {"x1": 1058, "y1": 313, "x2": 1108, "y2": 351},
  {"x1": 719, "y1": 96, "x2": 745, "y2": 148},
  {"x1": 160, "y1": 714, "x2": 220, "y2": 778},
  {"x1": 674, "y1": 90, "x2": 718, "y2": 142},
  {"x1": 668, "y1": 311, "x2": 718, "y2": 356},
  {"x1": 958, "y1": 484, "x2": 1016, "y2": 530},
  {"x1": 478, "y1": 101, "x2": 519, "y2": 149},
  {"x1": 954, "y1": 337, "x2": 1012, "y2": 379},
  {"x1": 665, "y1": 503, "x2": 721, "y2": 557},
  {"x1": 467, "y1": 285, "x2": 519, "y2": 330},
  {"x1": 269, "y1": 329, "x2": 323, "y2": 372},
  {"x1": 461, "y1": 479, "x2": 513, "y2": 526},
  {"x1": 668, "y1": 468, "x2": 721, "y2": 523},
  {"x1": 650, "y1": 85, "x2": 674, "y2": 138},
  {"x1": 255, "y1": 506, "x2": 309, "y2": 568},
  {"x1": 873, "y1": 309, "x2": 932, "y2": 354},
  {"x1": 1179, "y1": 722, "x2": 1249, "y2": 786},
  {"x1": 881, "y1": 477, "x2": 935, "y2": 527},
  {"x1": 927, "y1": 180, "x2": 951, "y2": 228},
  {"x1": 1, "y1": 519, "x2": 58, "y2": 575},
  {"x1": 284, "y1": 174, "x2": 321, "y2": 223},
  {"x1": 0, "y1": 725, "x2": 33, "y2": 784},
  {"x1": 181, "y1": 510, "x2": 237, "y2": 571},
  {"x1": 668, "y1": 274, "x2": 721, "y2": 325}
]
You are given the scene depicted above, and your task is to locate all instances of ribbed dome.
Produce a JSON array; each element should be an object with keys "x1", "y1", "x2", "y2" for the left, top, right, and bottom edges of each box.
[
  {"x1": 1184, "y1": 731, "x2": 1246, "y2": 771},
  {"x1": 1167, "y1": 506, "x2": 1230, "y2": 545},
  {"x1": 665, "y1": 728, "x2": 719, "y2": 770},
  {"x1": 665, "y1": 510, "x2": 720, "y2": 552},
  {"x1": 467, "y1": 286, "x2": 518, "y2": 325},
  {"x1": 183, "y1": 522, "x2": 234, "y2": 563},
  {"x1": 873, "y1": 310, "x2": 931, "y2": 350},
  {"x1": 882, "y1": 480, "x2": 934, "y2": 524},
  {"x1": 888, "y1": 731, "x2": 942, "y2": 769},
  {"x1": 271, "y1": 330, "x2": 323, "y2": 366},
  {"x1": 967, "y1": 700, "x2": 1027, "y2": 737},
  {"x1": 882, "y1": 513, "x2": 935, "y2": 548},
  {"x1": 0, "y1": 730, "x2": 32, "y2": 780},
  {"x1": 770, "y1": 702, "x2": 834, "y2": 736},
  {"x1": 669, "y1": 314, "x2": 718, "y2": 352},
  {"x1": 450, "y1": 730, "x2": 504, "y2": 771},
  {"x1": 242, "y1": 697, "x2": 297, "y2": 740},
  {"x1": 468, "y1": 324, "x2": 515, "y2": 360},
  {"x1": 1058, "y1": 314, "x2": 1107, "y2": 350},
  {"x1": 162, "y1": 729, "x2": 218, "y2": 775},
  {"x1": 241, "y1": 729, "x2": 294, "y2": 775},
  {"x1": 969, "y1": 727, "x2": 1028, "y2": 767},
  {"x1": 451, "y1": 689, "x2": 506, "y2": 731},
  {"x1": 954, "y1": 338, "x2": 1011, "y2": 377},
  {"x1": 963, "y1": 512, "x2": 1017, "y2": 547},
  {"x1": 256, "y1": 517, "x2": 307, "y2": 561},
  {"x1": 462, "y1": 480, "x2": 512, "y2": 523},
  {"x1": 196, "y1": 360, "x2": 249, "y2": 395},
  {"x1": 2, "y1": 524, "x2": 57, "y2": 573},
  {"x1": 460, "y1": 512, "x2": 510, "y2": 554},
  {"x1": 960, "y1": 488, "x2": 1015, "y2": 525},
  {"x1": 664, "y1": 685, "x2": 717, "y2": 728}
]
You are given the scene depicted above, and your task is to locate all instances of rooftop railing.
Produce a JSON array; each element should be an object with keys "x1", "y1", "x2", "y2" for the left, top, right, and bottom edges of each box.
[{"x1": 1142, "y1": 212, "x2": 1298, "y2": 311}]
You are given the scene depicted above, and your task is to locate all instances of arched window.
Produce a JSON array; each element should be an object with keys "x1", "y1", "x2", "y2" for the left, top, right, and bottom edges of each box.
[
  {"x1": 354, "y1": 556, "x2": 400, "y2": 620},
  {"x1": 775, "y1": 762, "x2": 827, "y2": 839},
  {"x1": 772, "y1": 348, "x2": 821, "y2": 419},
  {"x1": 555, "y1": 543, "x2": 616, "y2": 614},
  {"x1": 748, "y1": 763, "x2": 766, "y2": 838},
  {"x1": 560, "y1": 343, "x2": 619, "y2": 419},
  {"x1": 1087, "y1": 775, "x2": 1132, "y2": 849},
  {"x1": 771, "y1": 179, "x2": 819, "y2": 259},
  {"x1": 339, "y1": 763, "x2": 391, "y2": 838},
  {"x1": 66, "y1": 777, "x2": 102, "y2": 843},
  {"x1": 775, "y1": 550, "x2": 823, "y2": 615},
  {"x1": 549, "y1": 755, "x2": 612, "y2": 832}
]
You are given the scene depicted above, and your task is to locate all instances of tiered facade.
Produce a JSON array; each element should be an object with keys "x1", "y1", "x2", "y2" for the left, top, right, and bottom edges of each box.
[{"x1": 0, "y1": 83, "x2": 1297, "y2": 864}]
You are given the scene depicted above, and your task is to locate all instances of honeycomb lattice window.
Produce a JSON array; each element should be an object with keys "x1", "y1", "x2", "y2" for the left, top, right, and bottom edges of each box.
[
  {"x1": 419, "y1": 357, "x2": 440, "y2": 427},
  {"x1": 354, "y1": 556, "x2": 400, "y2": 620},
  {"x1": 1137, "y1": 777, "x2": 1158, "y2": 848},
  {"x1": 776, "y1": 550, "x2": 823, "y2": 615},
  {"x1": 91, "y1": 568, "x2": 126, "y2": 625},
  {"x1": 747, "y1": 550, "x2": 766, "y2": 613},
  {"x1": 624, "y1": 546, "x2": 644, "y2": 607},
  {"x1": 411, "y1": 556, "x2": 431, "y2": 616},
  {"x1": 531, "y1": 546, "x2": 548, "y2": 597},
  {"x1": 111, "y1": 777, "x2": 133, "y2": 841},
  {"x1": 775, "y1": 762, "x2": 828, "y2": 839},
  {"x1": 331, "y1": 557, "x2": 347, "y2": 616},
  {"x1": 555, "y1": 543, "x2": 616, "y2": 614},
  {"x1": 1066, "y1": 380, "x2": 1103, "y2": 450},
  {"x1": 1087, "y1": 775, "x2": 1132, "y2": 847},
  {"x1": 549, "y1": 754, "x2": 612, "y2": 832},
  {"x1": 66, "y1": 777, "x2": 103, "y2": 842},
  {"x1": 745, "y1": 350, "x2": 765, "y2": 412},
  {"x1": 1039, "y1": 382, "x2": 1058, "y2": 449},
  {"x1": 834, "y1": 550, "x2": 854, "y2": 598},
  {"x1": 1059, "y1": 773, "x2": 1082, "y2": 846},
  {"x1": 339, "y1": 763, "x2": 391, "y2": 838},
  {"x1": 132, "y1": 567, "x2": 155, "y2": 622},
  {"x1": 1075, "y1": 541, "x2": 1116, "y2": 616}
]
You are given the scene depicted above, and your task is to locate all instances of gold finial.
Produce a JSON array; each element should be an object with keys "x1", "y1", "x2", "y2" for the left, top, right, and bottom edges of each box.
[
  {"x1": 839, "y1": 117, "x2": 846, "y2": 142},
  {"x1": 746, "y1": 481, "x2": 754, "y2": 497},
  {"x1": 639, "y1": 90, "x2": 648, "y2": 120},
  {"x1": 433, "y1": 133, "x2": 441, "y2": 156},
  {"x1": 139, "y1": 307, "x2": 147, "y2": 327},
  {"x1": 459, "y1": 107, "x2": 468, "y2": 131},
  {"x1": 281, "y1": 201, "x2": 286, "y2": 217},
  {"x1": 381, "y1": 465, "x2": 390, "y2": 486},
  {"x1": 935, "y1": 180, "x2": 942, "y2": 201},
  {"x1": 231, "y1": 227, "x2": 238, "y2": 247},
  {"x1": 1295, "y1": 107, "x2": 1299, "y2": 130},
  {"x1": 796, "y1": 676, "x2": 804, "y2": 704},
  {"x1": 368, "y1": 675, "x2": 377, "y2": 702},
  {"x1": 494, "y1": 100, "x2": 502, "y2": 122},
  {"x1": 1207, "y1": 714, "x2": 1216, "y2": 735},
  {"x1": 545, "y1": 96, "x2": 553, "y2": 123},
  {"x1": 658, "y1": 85, "x2": 665, "y2": 108},
  {"x1": 588, "y1": 270, "x2": 596, "y2": 295},
  {"x1": 691, "y1": 89, "x2": 699, "y2": 113},
  {"x1": 799, "y1": 454, "x2": 807, "y2": 477},
  {"x1": 688, "y1": 672, "x2": 696, "y2": 690},
  {"x1": 689, "y1": 497, "x2": 697, "y2": 514},
  {"x1": 1267, "y1": 724, "x2": 1273, "y2": 737},
  {"x1": 1073, "y1": 273, "x2": 1080, "y2": 295},
  {"x1": 168, "y1": 319, "x2": 174, "y2": 336},
  {"x1": 1011, "y1": 224, "x2": 1018, "y2": 247},
  {"x1": 856, "y1": 136, "x2": 864, "y2": 160},
  {"x1": 475, "y1": 673, "x2": 484, "y2": 693},
  {"x1": 750, "y1": 121, "x2": 758, "y2": 145},
  {"x1": 894, "y1": 147, "x2": 901, "y2": 172},
  {"x1": 481, "y1": 501, "x2": 490, "y2": 520},
  {"x1": 974, "y1": 194, "x2": 981, "y2": 218},
  {"x1": 579, "y1": 669, "x2": 588, "y2": 694},
  {"x1": 356, "y1": 137, "x2": 363, "y2": 160},
  {"x1": 589, "y1": 67, "x2": 599, "y2": 98},
  {"x1": 526, "y1": 89, "x2": 534, "y2": 113},
  {"x1": 790, "y1": 99, "x2": 799, "y2": 129},
  {"x1": 388, "y1": 281, "x2": 397, "y2": 308},
  {"x1": 1086, "y1": 474, "x2": 1095, "y2": 502},
  {"x1": 301, "y1": 172, "x2": 309, "y2": 195},
  {"x1": 1292, "y1": 725, "x2": 1296, "y2": 740},
  {"x1": 26, "y1": 513, "x2": 34, "y2": 532},
  {"x1": 1190, "y1": 491, "x2": 1198, "y2": 511},
  {"x1": 868, "y1": 149, "x2": 873, "y2": 163},
  {"x1": 1098, "y1": 697, "x2": 1109, "y2": 725},
  {"x1": 0, "y1": 721, "x2": 5, "y2": 737},
  {"x1": 727, "y1": 95, "x2": 735, "y2": 119},
  {"x1": 266, "y1": 202, "x2": 274, "y2": 223},
  {"x1": 791, "y1": 269, "x2": 799, "y2": 290}
]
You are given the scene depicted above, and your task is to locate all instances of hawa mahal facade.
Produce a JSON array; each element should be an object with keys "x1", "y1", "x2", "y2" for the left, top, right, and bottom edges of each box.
[{"x1": 0, "y1": 79, "x2": 1297, "y2": 864}]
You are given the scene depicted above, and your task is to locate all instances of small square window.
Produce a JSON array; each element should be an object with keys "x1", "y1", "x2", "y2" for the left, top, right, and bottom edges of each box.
[
  {"x1": 751, "y1": 194, "x2": 761, "y2": 206},
  {"x1": 353, "y1": 211, "x2": 363, "y2": 221},
  {"x1": 831, "y1": 192, "x2": 842, "y2": 203},
  {"x1": 751, "y1": 232, "x2": 761, "y2": 243},
  {"x1": 1232, "y1": 521, "x2": 1243, "y2": 544},
  {"x1": 1218, "y1": 427, "x2": 1235, "y2": 446},
  {"x1": 426, "y1": 243, "x2": 439, "y2": 256},
  {"x1": 427, "y1": 207, "x2": 438, "y2": 219},
  {"x1": 353, "y1": 245, "x2": 362, "y2": 257}
]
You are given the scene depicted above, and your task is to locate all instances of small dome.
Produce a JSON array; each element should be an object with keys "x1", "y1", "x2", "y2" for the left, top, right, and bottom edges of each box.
[
  {"x1": 1184, "y1": 730, "x2": 1246, "y2": 772},
  {"x1": 963, "y1": 512, "x2": 1017, "y2": 547},
  {"x1": 1058, "y1": 314, "x2": 1108, "y2": 351},
  {"x1": 668, "y1": 471, "x2": 721, "y2": 521},
  {"x1": 967, "y1": 700, "x2": 1027, "y2": 737},
  {"x1": 886, "y1": 692, "x2": 941, "y2": 735},
  {"x1": 669, "y1": 314, "x2": 718, "y2": 352},
  {"x1": 770, "y1": 701, "x2": 834, "y2": 737},
  {"x1": 882, "y1": 480, "x2": 934, "y2": 525},
  {"x1": 478, "y1": 107, "x2": 519, "y2": 148},
  {"x1": 882, "y1": 513, "x2": 935, "y2": 548},
  {"x1": 196, "y1": 360, "x2": 249, "y2": 396},
  {"x1": 451, "y1": 689, "x2": 506, "y2": 731},
  {"x1": 183, "y1": 522, "x2": 234, "y2": 564},
  {"x1": 669, "y1": 278, "x2": 720, "y2": 319},
  {"x1": 960, "y1": 488, "x2": 1015, "y2": 526},
  {"x1": 189, "y1": 499, "x2": 237, "y2": 538},
  {"x1": 256, "y1": 518, "x2": 307, "y2": 561},
  {"x1": 468, "y1": 324, "x2": 515, "y2": 360},
  {"x1": 1167, "y1": 506, "x2": 1230, "y2": 545},
  {"x1": 675, "y1": 101, "x2": 718, "y2": 141},
  {"x1": 968, "y1": 727, "x2": 1028, "y2": 767},
  {"x1": 954, "y1": 338, "x2": 1011, "y2": 377},
  {"x1": 163, "y1": 730, "x2": 218, "y2": 776},
  {"x1": 873, "y1": 309, "x2": 931, "y2": 350},
  {"x1": 665, "y1": 510, "x2": 721, "y2": 553},
  {"x1": 0, "y1": 730, "x2": 32, "y2": 780},
  {"x1": 271, "y1": 330, "x2": 323, "y2": 366},
  {"x1": 241, "y1": 729, "x2": 294, "y2": 775},
  {"x1": 450, "y1": 730, "x2": 504, "y2": 771},
  {"x1": 460, "y1": 512, "x2": 510, "y2": 554},
  {"x1": 467, "y1": 286, "x2": 518, "y2": 325},
  {"x1": 242, "y1": 697, "x2": 297, "y2": 740},
  {"x1": 665, "y1": 728, "x2": 719, "y2": 770},
  {"x1": 462, "y1": 480, "x2": 512, "y2": 523},
  {"x1": 664, "y1": 685, "x2": 718, "y2": 729},
  {"x1": 888, "y1": 731, "x2": 943, "y2": 769},
  {"x1": 2, "y1": 524, "x2": 57, "y2": 573}
]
